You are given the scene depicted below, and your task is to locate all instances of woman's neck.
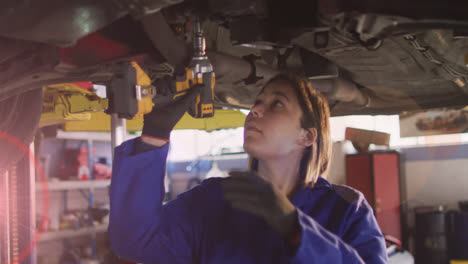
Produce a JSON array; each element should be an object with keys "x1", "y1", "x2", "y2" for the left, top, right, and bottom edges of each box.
[{"x1": 257, "y1": 152, "x2": 303, "y2": 197}]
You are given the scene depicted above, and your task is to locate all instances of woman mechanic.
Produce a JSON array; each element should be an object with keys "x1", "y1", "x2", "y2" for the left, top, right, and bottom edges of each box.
[{"x1": 108, "y1": 73, "x2": 388, "y2": 263}]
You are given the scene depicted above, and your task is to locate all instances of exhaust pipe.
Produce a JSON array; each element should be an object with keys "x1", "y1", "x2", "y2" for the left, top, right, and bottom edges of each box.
[
  {"x1": 210, "y1": 52, "x2": 371, "y2": 108},
  {"x1": 310, "y1": 78, "x2": 371, "y2": 108}
]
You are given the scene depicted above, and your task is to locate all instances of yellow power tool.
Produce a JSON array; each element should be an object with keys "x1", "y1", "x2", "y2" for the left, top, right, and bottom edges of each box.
[
  {"x1": 106, "y1": 17, "x2": 215, "y2": 120},
  {"x1": 153, "y1": 16, "x2": 215, "y2": 118}
]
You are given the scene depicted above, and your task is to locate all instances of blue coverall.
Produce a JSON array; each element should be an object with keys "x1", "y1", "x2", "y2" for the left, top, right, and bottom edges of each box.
[{"x1": 109, "y1": 138, "x2": 388, "y2": 263}]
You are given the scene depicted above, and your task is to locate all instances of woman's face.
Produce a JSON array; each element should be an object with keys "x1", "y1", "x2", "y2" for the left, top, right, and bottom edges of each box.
[{"x1": 243, "y1": 81, "x2": 307, "y2": 160}]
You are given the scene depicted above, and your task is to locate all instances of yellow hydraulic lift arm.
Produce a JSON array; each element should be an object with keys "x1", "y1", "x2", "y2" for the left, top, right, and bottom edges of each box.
[
  {"x1": 39, "y1": 62, "x2": 245, "y2": 132},
  {"x1": 40, "y1": 62, "x2": 156, "y2": 128}
]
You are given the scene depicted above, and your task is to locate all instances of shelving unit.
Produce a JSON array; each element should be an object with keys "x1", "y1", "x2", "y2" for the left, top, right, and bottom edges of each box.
[
  {"x1": 35, "y1": 178, "x2": 110, "y2": 246},
  {"x1": 36, "y1": 134, "x2": 114, "y2": 262},
  {"x1": 38, "y1": 224, "x2": 108, "y2": 242},
  {"x1": 35, "y1": 179, "x2": 111, "y2": 192},
  {"x1": 35, "y1": 179, "x2": 111, "y2": 244},
  {"x1": 56, "y1": 130, "x2": 113, "y2": 142},
  {"x1": 56, "y1": 130, "x2": 138, "y2": 142}
]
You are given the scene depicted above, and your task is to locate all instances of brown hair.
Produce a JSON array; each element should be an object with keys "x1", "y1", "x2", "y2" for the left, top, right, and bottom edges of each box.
[{"x1": 248, "y1": 73, "x2": 332, "y2": 186}]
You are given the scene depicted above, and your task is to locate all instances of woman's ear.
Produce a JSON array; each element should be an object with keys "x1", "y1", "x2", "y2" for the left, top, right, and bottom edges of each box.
[{"x1": 298, "y1": 127, "x2": 317, "y2": 147}]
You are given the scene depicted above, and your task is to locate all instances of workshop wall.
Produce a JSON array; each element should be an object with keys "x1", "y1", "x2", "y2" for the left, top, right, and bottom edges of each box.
[
  {"x1": 399, "y1": 143, "x2": 468, "y2": 255},
  {"x1": 328, "y1": 141, "x2": 468, "y2": 255},
  {"x1": 400, "y1": 143, "x2": 468, "y2": 210},
  {"x1": 327, "y1": 141, "x2": 355, "y2": 185},
  {"x1": 328, "y1": 141, "x2": 468, "y2": 210}
]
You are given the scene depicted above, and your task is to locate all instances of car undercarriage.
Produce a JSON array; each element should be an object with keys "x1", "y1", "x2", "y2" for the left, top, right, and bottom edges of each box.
[{"x1": 0, "y1": 0, "x2": 468, "y2": 168}]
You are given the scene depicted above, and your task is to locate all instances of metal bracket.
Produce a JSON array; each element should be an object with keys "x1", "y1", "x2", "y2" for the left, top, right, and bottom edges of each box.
[
  {"x1": 79, "y1": 190, "x2": 90, "y2": 201},
  {"x1": 242, "y1": 54, "x2": 264, "y2": 85},
  {"x1": 137, "y1": 85, "x2": 156, "y2": 100},
  {"x1": 277, "y1": 47, "x2": 295, "y2": 71}
]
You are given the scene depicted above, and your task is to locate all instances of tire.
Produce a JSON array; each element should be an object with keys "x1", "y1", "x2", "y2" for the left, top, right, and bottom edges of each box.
[{"x1": 0, "y1": 88, "x2": 43, "y2": 172}]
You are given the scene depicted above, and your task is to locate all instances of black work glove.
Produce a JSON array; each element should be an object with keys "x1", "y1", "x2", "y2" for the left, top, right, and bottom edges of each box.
[
  {"x1": 142, "y1": 76, "x2": 201, "y2": 141},
  {"x1": 220, "y1": 171, "x2": 301, "y2": 247}
]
